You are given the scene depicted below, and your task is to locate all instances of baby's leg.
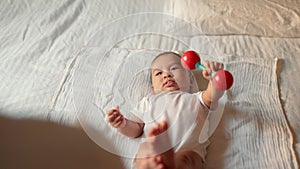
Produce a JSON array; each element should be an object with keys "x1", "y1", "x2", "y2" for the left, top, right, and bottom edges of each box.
[
  {"x1": 147, "y1": 121, "x2": 205, "y2": 169},
  {"x1": 134, "y1": 142, "x2": 165, "y2": 169},
  {"x1": 135, "y1": 121, "x2": 204, "y2": 169},
  {"x1": 147, "y1": 121, "x2": 175, "y2": 169},
  {"x1": 135, "y1": 121, "x2": 175, "y2": 169},
  {"x1": 175, "y1": 149, "x2": 205, "y2": 169}
]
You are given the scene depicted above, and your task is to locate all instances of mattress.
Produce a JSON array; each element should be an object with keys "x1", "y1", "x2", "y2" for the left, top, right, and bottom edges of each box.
[{"x1": 0, "y1": 0, "x2": 299, "y2": 168}]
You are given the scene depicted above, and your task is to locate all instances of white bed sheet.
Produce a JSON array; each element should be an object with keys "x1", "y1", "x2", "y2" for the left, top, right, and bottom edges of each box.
[
  {"x1": 173, "y1": 0, "x2": 300, "y2": 38},
  {"x1": 1, "y1": 0, "x2": 300, "y2": 168}
]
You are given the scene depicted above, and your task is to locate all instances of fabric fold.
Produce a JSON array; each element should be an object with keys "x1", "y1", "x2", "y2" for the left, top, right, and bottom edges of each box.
[{"x1": 205, "y1": 56, "x2": 298, "y2": 169}]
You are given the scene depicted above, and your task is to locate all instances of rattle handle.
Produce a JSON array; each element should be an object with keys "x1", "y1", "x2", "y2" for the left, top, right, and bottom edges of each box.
[
  {"x1": 195, "y1": 62, "x2": 205, "y2": 70},
  {"x1": 195, "y1": 62, "x2": 216, "y2": 76}
]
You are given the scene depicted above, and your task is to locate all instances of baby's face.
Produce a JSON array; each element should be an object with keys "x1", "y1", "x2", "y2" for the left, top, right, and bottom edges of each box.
[{"x1": 151, "y1": 53, "x2": 191, "y2": 93}]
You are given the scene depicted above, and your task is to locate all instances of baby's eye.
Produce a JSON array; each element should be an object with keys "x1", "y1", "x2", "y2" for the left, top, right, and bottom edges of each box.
[
  {"x1": 155, "y1": 72, "x2": 162, "y2": 76},
  {"x1": 171, "y1": 67, "x2": 179, "y2": 71}
]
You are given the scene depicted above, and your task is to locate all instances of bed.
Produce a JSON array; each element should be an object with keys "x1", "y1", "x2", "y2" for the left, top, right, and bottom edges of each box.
[{"x1": 1, "y1": 0, "x2": 299, "y2": 168}]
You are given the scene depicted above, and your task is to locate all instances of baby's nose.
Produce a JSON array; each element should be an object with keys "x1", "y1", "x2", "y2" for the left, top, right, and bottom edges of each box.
[{"x1": 163, "y1": 71, "x2": 173, "y2": 78}]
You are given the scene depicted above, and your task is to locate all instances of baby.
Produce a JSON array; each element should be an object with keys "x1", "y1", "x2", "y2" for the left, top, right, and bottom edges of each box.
[{"x1": 107, "y1": 51, "x2": 224, "y2": 169}]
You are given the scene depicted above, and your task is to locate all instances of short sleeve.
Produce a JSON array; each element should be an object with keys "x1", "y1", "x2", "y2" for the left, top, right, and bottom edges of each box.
[
  {"x1": 131, "y1": 96, "x2": 150, "y2": 122},
  {"x1": 194, "y1": 91, "x2": 210, "y2": 110}
]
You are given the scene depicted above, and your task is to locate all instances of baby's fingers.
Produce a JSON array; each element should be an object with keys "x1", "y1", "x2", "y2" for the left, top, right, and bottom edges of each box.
[
  {"x1": 203, "y1": 61, "x2": 212, "y2": 74},
  {"x1": 112, "y1": 117, "x2": 124, "y2": 128},
  {"x1": 107, "y1": 109, "x2": 122, "y2": 125},
  {"x1": 106, "y1": 109, "x2": 115, "y2": 116},
  {"x1": 202, "y1": 70, "x2": 211, "y2": 79},
  {"x1": 213, "y1": 62, "x2": 224, "y2": 71},
  {"x1": 203, "y1": 61, "x2": 224, "y2": 72},
  {"x1": 207, "y1": 61, "x2": 221, "y2": 72},
  {"x1": 108, "y1": 112, "x2": 120, "y2": 122}
]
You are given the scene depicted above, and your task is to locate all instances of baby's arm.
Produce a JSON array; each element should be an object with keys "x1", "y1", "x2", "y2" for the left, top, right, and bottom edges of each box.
[
  {"x1": 107, "y1": 106, "x2": 144, "y2": 138},
  {"x1": 201, "y1": 61, "x2": 225, "y2": 109}
]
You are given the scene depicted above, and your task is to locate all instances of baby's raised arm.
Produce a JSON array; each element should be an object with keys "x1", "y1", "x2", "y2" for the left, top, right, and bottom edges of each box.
[
  {"x1": 201, "y1": 61, "x2": 225, "y2": 109},
  {"x1": 107, "y1": 106, "x2": 144, "y2": 138}
]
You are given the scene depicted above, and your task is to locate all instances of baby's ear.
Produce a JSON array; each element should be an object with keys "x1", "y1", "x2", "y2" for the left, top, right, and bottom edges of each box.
[{"x1": 151, "y1": 85, "x2": 155, "y2": 91}]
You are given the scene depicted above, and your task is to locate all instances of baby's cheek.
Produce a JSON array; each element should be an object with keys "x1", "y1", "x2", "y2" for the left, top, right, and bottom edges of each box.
[
  {"x1": 152, "y1": 81, "x2": 160, "y2": 89},
  {"x1": 176, "y1": 78, "x2": 191, "y2": 92}
]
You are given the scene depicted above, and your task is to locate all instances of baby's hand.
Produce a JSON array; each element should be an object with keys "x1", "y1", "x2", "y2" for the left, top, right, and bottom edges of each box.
[
  {"x1": 107, "y1": 106, "x2": 126, "y2": 128},
  {"x1": 201, "y1": 61, "x2": 225, "y2": 108},
  {"x1": 202, "y1": 61, "x2": 224, "y2": 80}
]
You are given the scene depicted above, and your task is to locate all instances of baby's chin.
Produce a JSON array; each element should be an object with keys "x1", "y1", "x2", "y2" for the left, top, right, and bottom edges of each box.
[{"x1": 153, "y1": 87, "x2": 180, "y2": 93}]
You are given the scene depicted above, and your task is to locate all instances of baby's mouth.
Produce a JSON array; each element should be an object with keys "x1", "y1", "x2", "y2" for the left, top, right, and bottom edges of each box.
[{"x1": 164, "y1": 80, "x2": 176, "y2": 87}]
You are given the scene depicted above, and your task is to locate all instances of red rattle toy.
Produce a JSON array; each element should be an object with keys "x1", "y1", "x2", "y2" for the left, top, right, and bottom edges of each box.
[{"x1": 181, "y1": 50, "x2": 234, "y2": 91}]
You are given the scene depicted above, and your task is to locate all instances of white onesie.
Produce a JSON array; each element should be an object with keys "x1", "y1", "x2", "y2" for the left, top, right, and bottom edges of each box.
[{"x1": 132, "y1": 90, "x2": 211, "y2": 161}]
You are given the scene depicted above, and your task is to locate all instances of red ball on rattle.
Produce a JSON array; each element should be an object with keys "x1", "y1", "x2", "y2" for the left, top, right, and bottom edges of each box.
[
  {"x1": 181, "y1": 50, "x2": 234, "y2": 90},
  {"x1": 181, "y1": 50, "x2": 200, "y2": 70},
  {"x1": 212, "y1": 70, "x2": 234, "y2": 91}
]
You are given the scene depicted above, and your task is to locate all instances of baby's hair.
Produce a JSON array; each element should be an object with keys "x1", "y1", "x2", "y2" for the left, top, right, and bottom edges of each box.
[{"x1": 152, "y1": 51, "x2": 182, "y2": 63}]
